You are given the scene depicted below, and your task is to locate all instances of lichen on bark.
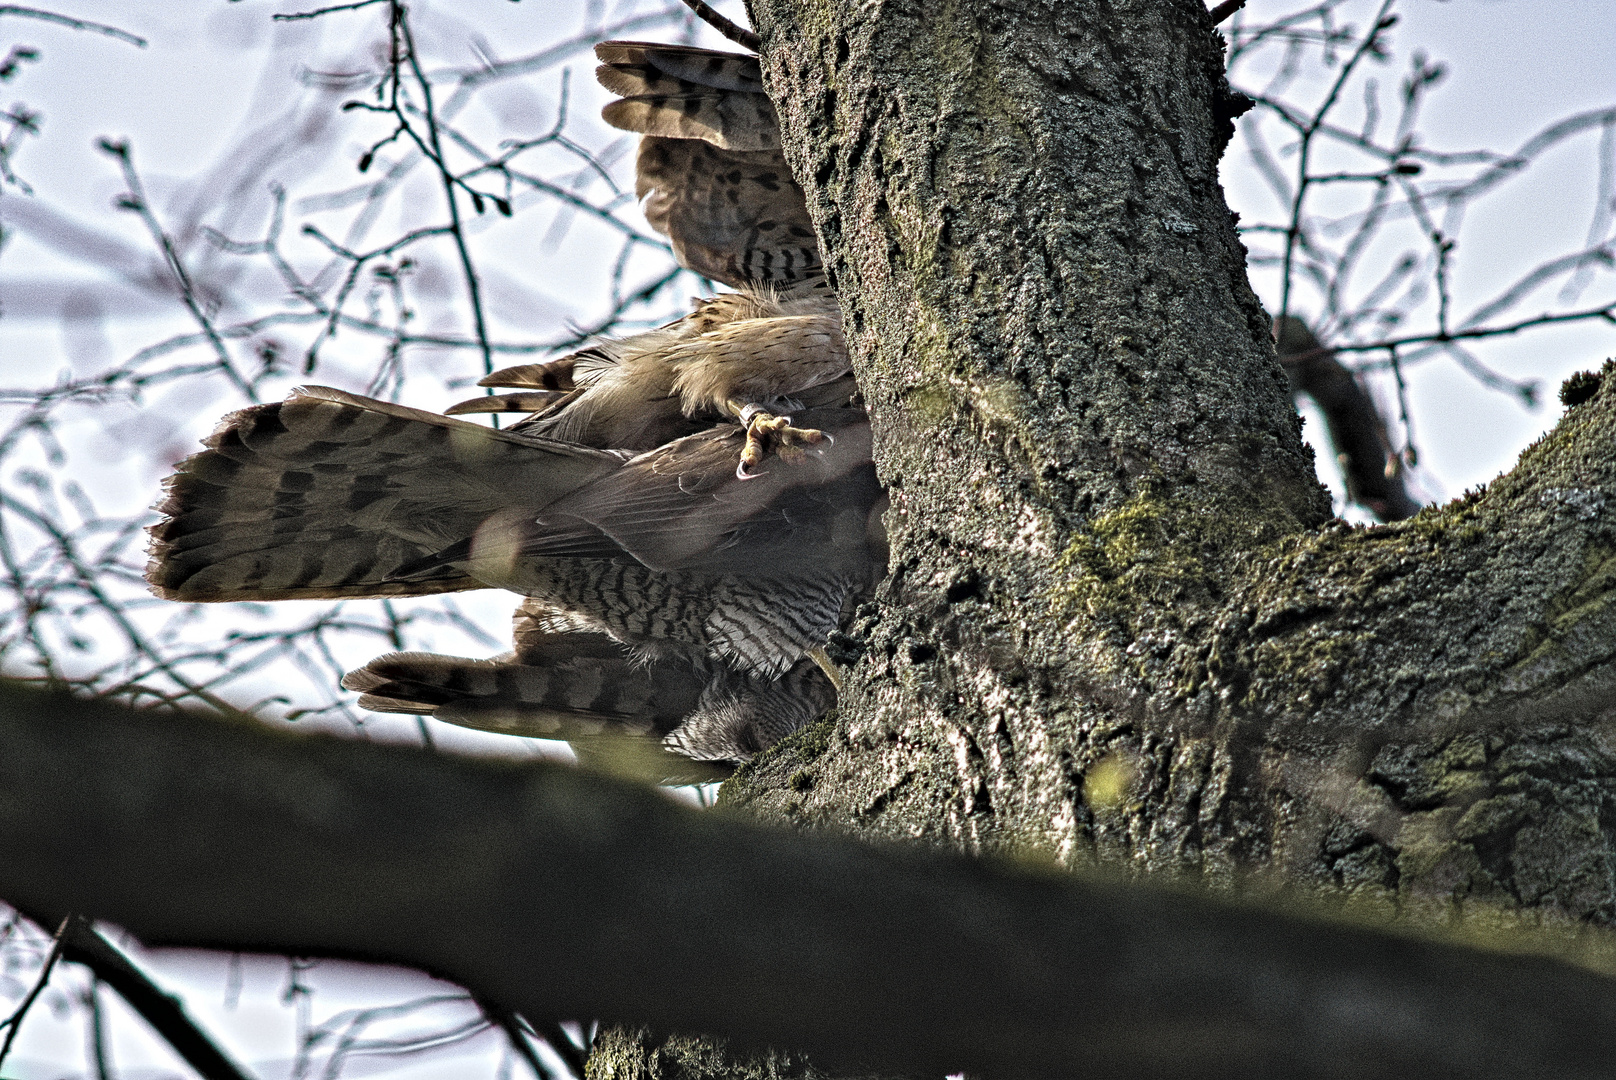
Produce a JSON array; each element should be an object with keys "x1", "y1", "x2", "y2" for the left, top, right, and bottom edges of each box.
[
  {"x1": 719, "y1": 0, "x2": 1616, "y2": 897},
  {"x1": 596, "y1": 0, "x2": 1616, "y2": 1072}
]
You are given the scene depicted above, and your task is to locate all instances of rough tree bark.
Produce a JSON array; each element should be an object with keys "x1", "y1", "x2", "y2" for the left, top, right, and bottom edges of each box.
[
  {"x1": 592, "y1": 0, "x2": 1616, "y2": 1073},
  {"x1": 4, "y1": 2, "x2": 1616, "y2": 1077}
]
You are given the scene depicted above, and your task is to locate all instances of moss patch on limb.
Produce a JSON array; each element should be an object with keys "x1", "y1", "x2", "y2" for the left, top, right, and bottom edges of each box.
[
  {"x1": 718, "y1": 18, "x2": 1616, "y2": 1072},
  {"x1": 586, "y1": 1026, "x2": 852, "y2": 1080},
  {"x1": 1027, "y1": 362, "x2": 1616, "y2": 749},
  {"x1": 1236, "y1": 373, "x2": 1616, "y2": 741},
  {"x1": 722, "y1": 356, "x2": 1616, "y2": 920}
]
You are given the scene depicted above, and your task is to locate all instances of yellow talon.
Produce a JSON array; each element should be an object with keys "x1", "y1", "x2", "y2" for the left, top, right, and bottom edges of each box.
[{"x1": 732, "y1": 401, "x2": 829, "y2": 478}]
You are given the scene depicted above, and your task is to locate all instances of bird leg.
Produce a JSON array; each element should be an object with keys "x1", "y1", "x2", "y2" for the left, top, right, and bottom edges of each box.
[{"x1": 731, "y1": 401, "x2": 832, "y2": 478}]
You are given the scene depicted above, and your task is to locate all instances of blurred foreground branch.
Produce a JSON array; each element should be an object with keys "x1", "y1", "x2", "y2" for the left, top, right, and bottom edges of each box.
[
  {"x1": 1277, "y1": 314, "x2": 1419, "y2": 519},
  {"x1": 5, "y1": 684, "x2": 1616, "y2": 1079}
]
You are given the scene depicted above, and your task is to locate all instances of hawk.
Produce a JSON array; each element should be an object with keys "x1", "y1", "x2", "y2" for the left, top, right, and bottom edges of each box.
[
  {"x1": 448, "y1": 288, "x2": 850, "y2": 475},
  {"x1": 145, "y1": 39, "x2": 873, "y2": 780}
]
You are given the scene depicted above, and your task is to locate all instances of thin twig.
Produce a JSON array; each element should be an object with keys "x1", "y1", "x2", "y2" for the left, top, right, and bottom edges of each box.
[
  {"x1": 528, "y1": 1019, "x2": 589, "y2": 1079},
  {"x1": 1322, "y1": 301, "x2": 1616, "y2": 355},
  {"x1": 272, "y1": 0, "x2": 388, "y2": 21},
  {"x1": 391, "y1": 3, "x2": 496, "y2": 376},
  {"x1": 0, "y1": 913, "x2": 70, "y2": 1074},
  {"x1": 84, "y1": 976, "x2": 112, "y2": 1080},
  {"x1": 98, "y1": 139, "x2": 256, "y2": 400},
  {"x1": 679, "y1": 0, "x2": 761, "y2": 52},
  {"x1": 1276, "y1": 0, "x2": 1398, "y2": 331},
  {"x1": 0, "y1": 6, "x2": 145, "y2": 46}
]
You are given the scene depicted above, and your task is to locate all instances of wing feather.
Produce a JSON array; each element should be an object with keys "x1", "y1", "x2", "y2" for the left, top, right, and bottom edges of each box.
[{"x1": 596, "y1": 40, "x2": 823, "y2": 292}]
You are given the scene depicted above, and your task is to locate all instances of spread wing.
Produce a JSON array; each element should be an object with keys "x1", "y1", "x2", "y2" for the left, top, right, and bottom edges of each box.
[
  {"x1": 525, "y1": 405, "x2": 881, "y2": 581},
  {"x1": 149, "y1": 386, "x2": 881, "y2": 676},
  {"x1": 597, "y1": 40, "x2": 824, "y2": 293}
]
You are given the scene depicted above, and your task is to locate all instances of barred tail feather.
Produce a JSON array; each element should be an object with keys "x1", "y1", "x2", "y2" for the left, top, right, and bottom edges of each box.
[
  {"x1": 145, "y1": 385, "x2": 623, "y2": 602},
  {"x1": 341, "y1": 647, "x2": 698, "y2": 737},
  {"x1": 341, "y1": 641, "x2": 745, "y2": 784},
  {"x1": 344, "y1": 626, "x2": 836, "y2": 779},
  {"x1": 663, "y1": 657, "x2": 835, "y2": 762}
]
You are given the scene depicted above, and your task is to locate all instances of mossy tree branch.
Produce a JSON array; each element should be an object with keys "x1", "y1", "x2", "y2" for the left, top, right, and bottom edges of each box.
[{"x1": 727, "y1": 0, "x2": 1616, "y2": 910}]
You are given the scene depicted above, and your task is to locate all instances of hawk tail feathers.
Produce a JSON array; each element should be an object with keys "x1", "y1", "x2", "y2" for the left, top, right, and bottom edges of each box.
[{"x1": 144, "y1": 386, "x2": 622, "y2": 602}]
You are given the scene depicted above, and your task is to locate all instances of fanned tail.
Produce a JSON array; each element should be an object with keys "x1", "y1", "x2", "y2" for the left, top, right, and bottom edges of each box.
[{"x1": 145, "y1": 385, "x2": 624, "y2": 602}]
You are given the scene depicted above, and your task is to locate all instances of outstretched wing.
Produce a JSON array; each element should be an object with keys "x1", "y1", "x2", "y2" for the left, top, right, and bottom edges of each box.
[
  {"x1": 597, "y1": 40, "x2": 824, "y2": 293},
  {"x1": 148, "y1": 385, "x2": 880, "y2": 676},
  {"x1": 526, "y1": 405, "x2": 882, "y2": 581}
]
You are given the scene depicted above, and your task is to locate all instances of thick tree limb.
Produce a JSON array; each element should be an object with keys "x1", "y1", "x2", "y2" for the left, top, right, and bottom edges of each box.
[
  {"x1": 1276, "y1": 316, "x2": 1421, "y2": 522},
  {"x1": 732, "y1": 0, "x2": 1616, "y2": 915},
  {"x1": 6, "y1": 685, "x2": 1616, "y2": 1079}
]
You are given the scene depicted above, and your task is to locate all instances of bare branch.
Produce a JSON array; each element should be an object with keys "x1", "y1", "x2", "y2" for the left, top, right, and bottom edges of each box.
[
  {"x1": 389, "y1": 2, "x2": 494, "y2": 376},
  {"x1": 679, "y1": 0, "x2": 761, "y2": 52},
  {"x1": 1276, "y1": 0, "x2": 1398, "y2": 330},
  {"x1": 10, "y1": 911, "x2": 258, "y2": 1080},
  {"x1": 97, "y1": 139, "x2": 257, "y2": 400},
  {"x1": 479, "y1": 1000, "x2": 563, "y2": 1080},
  {"x1": 1327, "y1": 301, "x2": 1616, "y2": 356},
  {"x1": 0, "y1": 912, "x2": 68, "y2": 1074},
  {"x1": 0, "y1": 6, "x2": 144, "y2": 47},
  {"x1": 271, "y1": 0, "x2": 388, "y2": 21}
]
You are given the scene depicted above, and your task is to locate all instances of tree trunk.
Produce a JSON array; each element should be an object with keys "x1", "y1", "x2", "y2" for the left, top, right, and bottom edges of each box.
[{"x1": 594, "y1": 0, "x2": 1616, "y2": 1072}]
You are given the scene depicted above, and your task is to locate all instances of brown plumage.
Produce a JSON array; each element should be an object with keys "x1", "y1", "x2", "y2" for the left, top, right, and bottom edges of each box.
[
  {"x1": 147, "y1": 36, "x2": 875, "y2": 774},
  {"x1": 597, "y1": 40, "x2": 824, "y2": 294},
  {"x1": 149, "y1": 386, "x2": 883, "y2": 679},
  {"x1": 343, "y1": 599, "x2": 836, "y2": 783},
  {"x1": 447, "y1": 290, "x2": 851, "y2": 453}
]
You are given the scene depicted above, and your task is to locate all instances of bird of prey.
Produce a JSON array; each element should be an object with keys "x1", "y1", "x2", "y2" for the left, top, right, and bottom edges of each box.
[
  {"x1": 447, "y1": 288, "x2": 850, "y2": 475},
  {"x1": 146, "y1": 382, "x2": 881, "y2": 776},
  {"x1": 148, "y1": 386, "x2": 882, "y2": 671},
  {"x1": 145, "y1": 38, "x2": 875, "y2": 778}
]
